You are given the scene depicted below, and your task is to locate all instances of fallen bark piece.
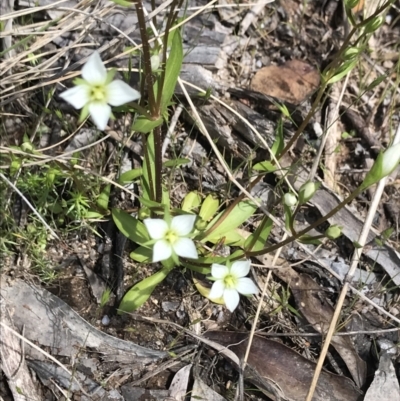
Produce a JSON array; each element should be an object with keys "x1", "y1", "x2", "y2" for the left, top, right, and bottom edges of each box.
[
  {"x1": 251, "y1": 60, "x2": 320, "y2": 105},
  {"x1": 0, "y1": 299, "x2": 43, "y2": 401},
  {"x1": 204, "y1": 331, "x2": 363, "y2": 401},
  {"x1": 169, "y1": 364, "x2": 192, "y2": 401},
  {"x1": 364, "y1": 339, "x2": 400, "y2": 401},
  {"x1": 273, "y1": 265, "x2": 367, "y2": 388},
  {"x1": 120, "y1": 385, "x2": 170, "y2": 401},
  {"x1": 191, "y1": 378, "x2": 228, "y2": 401},
  {"x1": 0, "y1": 278, "x2": 165, "y2": 363}
]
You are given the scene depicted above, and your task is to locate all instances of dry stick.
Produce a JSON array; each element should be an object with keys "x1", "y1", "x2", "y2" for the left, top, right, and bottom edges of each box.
[{"x1": 305, "y1": 122, "x2": 400, "y2": 401}]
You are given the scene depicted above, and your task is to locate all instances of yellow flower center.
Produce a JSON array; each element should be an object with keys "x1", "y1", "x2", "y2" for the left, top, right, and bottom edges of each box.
[
  {"x1": 90, "y1": 85, "x2": 107, "y2": 102},
  {"x1": 165, "y1": 229, "x2": 178, "y2": 245},
  {"x1": 223, "y1": 274, "x2": 237, "y2": 289}
]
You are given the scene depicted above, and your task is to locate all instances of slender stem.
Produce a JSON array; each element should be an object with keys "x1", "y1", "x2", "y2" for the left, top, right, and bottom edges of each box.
[
  {"x1": 246, "y1": 187, "x2": 362, "y2": 257},
  {"x1": 153, "y1": 124, "x2": 162, "y2": 203},
  {"x1": 135, "y1": 1, "x2": 156, "y2": 117}
]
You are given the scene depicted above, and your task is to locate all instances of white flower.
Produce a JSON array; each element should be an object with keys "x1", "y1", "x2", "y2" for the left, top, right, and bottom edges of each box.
[
  {"x1": 208, "y1": 260, "x2": 258, "y2": 312},
  {"x1": 144, "y1": 215, "x2": 198, "y2": 263},
  {"x1": 60, "y1": 51, "x2": 140, "y2": 130}
]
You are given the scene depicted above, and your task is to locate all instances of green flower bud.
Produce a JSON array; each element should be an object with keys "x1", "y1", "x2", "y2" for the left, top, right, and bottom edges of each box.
[
  {"x1": 325, "y1": 225, "x2": 343, "y2": 240},
  {"x1": 150, "y1": 54, "x2": 160, "y2": 71},
  {"x1": 138, "y1": 207, "x2": 151, "y2": 220},
  {"x1": 195, "y1": 217, "x2": 208, "y2": 231},
  {"x1": 364, "y1": 16, "x2": 384, "y2": 34},
  {"x1": 362, "y1": 143, "x2": 400, "y2": 189},
  {"x1": 298, "y1": 181, "x2": 320, "y2": 204},
  {"x1": 283, "y1": 193, "x2": 297, "y2": 207},
  {"x1": 343, "y1": 47, "x2": 362, "y2": 61}
]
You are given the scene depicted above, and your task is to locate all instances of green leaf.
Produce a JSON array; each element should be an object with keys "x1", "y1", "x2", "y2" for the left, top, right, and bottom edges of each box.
[
  {"x1": 199, "y1": 195, "x2": 219, "y2": 222},
  {"x1": 160, "y1": 29, "x2": 183, "y2": 113},
  {"x1": 244, "y1": 216, "x2": 273, "y2": 252},
  {"x1": 97, "y1": 184, "x2": 111, "y2": 210},
  {"x1": 271, "y1": 119, "x2": 284, "y2": 157},
  {"x1": 109, "y1": 0, "x2": 133, "y2": 7},
  {"x1": 207, "y1": 230, "x2": 246, "y2": 246},
  {"x1": 118, "y1": 168, "x2": 143, "y2": 184},
  {"x1": 253, "y1": 161, "x2": 276, "y2": 172},
  {"x1": 118, "y1": 266, "x2": 173, "y2": 313},
  {"x1": 181, "y1": 191, "x2": 202, "y2": 212},
  {"x1": 112, "y1": 208, "x2": 149, "y2": 245},
  {"x1": 163, "y1": 158, "x2": 190, "y2": 168},
  {"x1": 130, "y1": 246, "x2": 152, "y2": 263},
  {"x1": 132, "y1": 115, "x2": 163, "y2": 133},
  {"x1": 203, "y1": 200, "x2": 257, "y2": 243}
]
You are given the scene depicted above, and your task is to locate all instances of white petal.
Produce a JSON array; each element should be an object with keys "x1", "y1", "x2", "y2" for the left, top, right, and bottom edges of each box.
[
  {"x1": 230, "y1": 260, "x2": 251, "y2": 278},
  {"x1": 59, "y1": 85, "x2": 90, "y2": 109},
  {"x1": 106, "y1": 80, "x2": 141, "y2": 106},
  {"x1": 143, "y1": 218, "x2": 169, "y2": 240},
  {"x1": 82, "y1": 51, "x2": 107, "y2": 85},
  {"x1": 152, "y1": 239, "x2": 172, "y2": 262},
  {"x1": 173, "y1": 238, "x2": 198, "y2": 259},
  {"x1": 211, "y1": 263, "x2": 229, "y2": 279},
  {"x1": 223, "y1": 289, "x2": 240, "y2": 312},
  {"x1": 236, "y1": 278, "x2": 258, "y2": 295},
  {"x1": 88, "y1": 102, "x2": 111, "y2": 130},
  {"x1": 170, "y1": 215, "x2": 196, "y2": 236},
  {"x1": 208, "y1": 280, "x2": 225, "y2": 299}
]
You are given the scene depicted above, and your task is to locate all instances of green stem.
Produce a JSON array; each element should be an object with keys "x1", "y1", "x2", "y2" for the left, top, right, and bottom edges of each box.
[
  {"x1": 246, "y1": 186, "x2": 363, "y2": 257},
  {"x1": 153, "y1": 124, "x2": 163, "y2": 203},
  {"x1": 135, "y1": 1, "x2": 157, "y2": 117}
]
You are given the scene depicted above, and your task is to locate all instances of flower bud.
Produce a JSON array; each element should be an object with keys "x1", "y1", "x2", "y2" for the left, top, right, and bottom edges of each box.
[
  {"x1": 362, "y1": 143, "x2": 400, "y2": 188},
  {"x1": 150, "y1": 54, "x2": 160, "y2": 71},
  {"x1": 283, "y1": 193, "x2": 297, "y2": 207},
  {"x1": 364, "y1": 16, "x2": 384, "y2": 34},
  {"x1": 298, "y1": 181, "x2": 319, "y2": 204},
  {"x1": 325, "y1": 225, "x2": 343, "y2": 240},
  {"x1": 138, "y1": 207, "x2": 151, "y2": 220}
]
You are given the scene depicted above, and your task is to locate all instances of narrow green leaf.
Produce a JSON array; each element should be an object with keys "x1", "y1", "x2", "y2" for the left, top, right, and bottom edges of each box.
[
  {"x1": 132, "y1": 115, "x2": 163, "y2": 133},
  {"x1": 130, "y1": 246, "x2": 152, "y2": 263},
  {"x1": 118, "y1": 266, "x2": 173, "y2": 313},
  {"x1": 112, "y1": 208, "x2": 149, "y2": 245},
  {"x1": 109, "y1": 0, "x2": 133, "y2": 7},
  {"x1": 118, "y1": 168, "x2": 143, "y2": 184},
  {"x1": 163, "y1": 158, "x2": 190, "y2": 168},
  {"x1": 97, "y1": 184, "x2": 111, "y2": 210},
  {"x1": 253, "y1": 161, "x2": 276, "y2": 172},
  {"x1": 160, "y1": 30, "x2": 183, "y2": 113},
  {"x1": 244, "y1": 216, "x2": 273, "y2": 252}
]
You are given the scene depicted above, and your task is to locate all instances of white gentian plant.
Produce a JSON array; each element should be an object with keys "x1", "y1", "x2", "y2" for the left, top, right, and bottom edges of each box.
[
  {"x1": 60, "y1": 51, "x2": 140, "y2": 130},
  {"x1": 208, "y1": 260, "x2": 258, "y2": 312}
]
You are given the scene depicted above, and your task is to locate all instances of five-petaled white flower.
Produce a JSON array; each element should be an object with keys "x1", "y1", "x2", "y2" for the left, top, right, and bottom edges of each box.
[
  {"x1": 208, "y1": 260, "x2": 258, "y2": 312},
  {"x1": 60, "y1": 51, "x2": 140, "y2": 130},
  {"x1": 144, "y1": 215, "x2": 198, "y2": 263}
]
